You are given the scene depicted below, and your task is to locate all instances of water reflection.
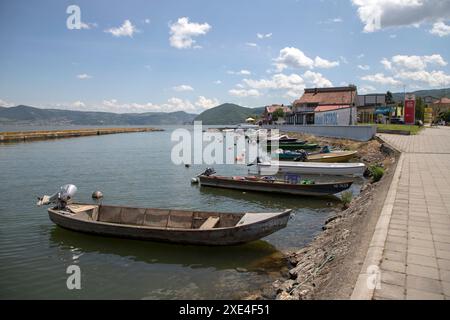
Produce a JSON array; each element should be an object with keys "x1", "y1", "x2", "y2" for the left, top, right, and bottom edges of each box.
[{"x1": 49, "y1": 226, "x2": 287, "y2": 273}]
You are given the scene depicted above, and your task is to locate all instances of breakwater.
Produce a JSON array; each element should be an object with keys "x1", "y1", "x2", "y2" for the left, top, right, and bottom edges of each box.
[{"x1": 0, "y1": 127, "x2": 163, "y2": 143}]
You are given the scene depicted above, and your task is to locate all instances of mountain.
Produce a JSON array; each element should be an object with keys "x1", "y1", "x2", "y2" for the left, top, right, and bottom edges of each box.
[
  {"x1": 391, "y1": 88, "x2": 450, "y2": 102},
  {"x1": 194, "y1": 103, "x2": 265, "y2": 125},
  {"x1": 0, "y1": 105, "x2": 197, "y2": 125}
]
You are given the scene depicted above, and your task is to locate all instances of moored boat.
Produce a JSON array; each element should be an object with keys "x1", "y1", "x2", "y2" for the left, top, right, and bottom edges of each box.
[
  {"x1": 273, "y1": 150, "x2": 357, "y2": 162},
  {"x1": 269, "y1": 143, "x2": 319, "y2": 151},
  {"x1": 256, "y1": 161, "x2": 366, "y2": 176},
  {"x1": 38, "y1": 185, "x2": 292, "y2": 246},
  {"x1": 198, "y1": 175, "x2": 353, "y2": 196}
]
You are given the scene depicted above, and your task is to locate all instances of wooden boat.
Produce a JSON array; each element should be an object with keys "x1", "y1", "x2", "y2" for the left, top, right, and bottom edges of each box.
[
  {"x1": 199, "y1": 175, "x2": 353, "y2": 196},
  {"x1": 269, "y1": 143, "x2": 319, "y2": 151},
  {"x1": 47, "y1": 204, "x2": 292, "y2": 246},
  {"x1": 307, "y1": 150, "x2": 358, "y2": 163},
  {"x1": 273, "y1": 150, "x2": 357, "y2": 162},
  {"x1": 256, "y1": 161, "x2": 366, "y2": 176}
]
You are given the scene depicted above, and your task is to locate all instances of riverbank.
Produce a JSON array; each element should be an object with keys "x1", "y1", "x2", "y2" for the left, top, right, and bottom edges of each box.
[
  {"x1": 245, "y1": 133, "x2": 399, "y2": 300},
  {"x1": 0, "y1": 127, "x2": 164, "y2": 143}
]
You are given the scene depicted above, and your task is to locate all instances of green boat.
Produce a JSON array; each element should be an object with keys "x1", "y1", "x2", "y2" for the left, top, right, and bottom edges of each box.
[{"x1": 267, "y1": 143, "x2": 319, "y2": 151}]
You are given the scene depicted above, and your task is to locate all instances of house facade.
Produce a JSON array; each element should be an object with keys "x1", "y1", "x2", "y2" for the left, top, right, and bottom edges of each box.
[
  {"x1": 286, "y1": 86, "x2": 358, "y2": 125},
  {"x1": 262, "y1": 104, "x2": 292, "y2": 124}
]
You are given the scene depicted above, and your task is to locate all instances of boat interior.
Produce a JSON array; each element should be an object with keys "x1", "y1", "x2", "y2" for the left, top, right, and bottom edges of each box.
[{"x1": 57, "y1": 204, "x2": 246, "y2": 230}]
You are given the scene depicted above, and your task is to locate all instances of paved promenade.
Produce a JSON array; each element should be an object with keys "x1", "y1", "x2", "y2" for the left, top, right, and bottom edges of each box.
[{"x1": 352, "y1": 127, "x2": 450, "y2": 300}]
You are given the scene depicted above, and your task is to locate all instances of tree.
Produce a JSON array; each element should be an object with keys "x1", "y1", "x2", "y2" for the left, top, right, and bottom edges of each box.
[
  {"x1": 415, "y1": 97, "x2": 425, "y2": 122},
  {"x1": 272, "y1": 108, "x2": 285, "y2": 121},
  {"x1": 386, "y1": 91, "x2": 394, "y2": 104}
]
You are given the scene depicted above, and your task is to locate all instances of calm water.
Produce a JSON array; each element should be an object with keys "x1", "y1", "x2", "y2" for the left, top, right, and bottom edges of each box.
[{"x1": 0, "y1": 126, "x2": 362, "y2": 299}]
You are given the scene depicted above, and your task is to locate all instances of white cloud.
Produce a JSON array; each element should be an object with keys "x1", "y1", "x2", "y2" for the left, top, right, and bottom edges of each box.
[
  {"x1": 274, "y1": 47, "x2": 339, "y2": 71},
  {"x1": 340, "y1": 56, "x2": 349, "y2": 64},
  {"x1": 144, "y1": 18, "x2": 151, "y2": 24},
  {"x1": 72, "y1": 101, "x2": 86, "y2": 108},
  {"x1": 76, "y1": 74, "x2": 92, "y2": 79},
  {"x1": 320, "y1": 17, "x2": 343, "y2": 24},
  {"x1": 246, "y1": 42, "x2": 258, "y2": 47},
  {"x1": 240, "y1": 73, "x2": 305, "y2": 98},
  {"x1": 195, "y1": 96, "x2": 219, "y2": 109},
  {"x1": 274, "y1": 47, "x2": 314, "y2": 71},
  {"x1": 357, "y1": 53, "x2": 365, "y2": 59},
  {"x1": 389, "y1": 34, "x2": 398, "y2": 38},
  {"x1": 169, "y1": 17, "x2": 211, "y2": 49},
  {"x1": 0, "y1": 98, "x2": 14, "y2": 107},
  {"x1": 80, "y1": 22, "x2": 97, "y2": 30},
  {"x1": 314, "y1": 56, "x2": 340, "y2": 69},
  {"x1": 382, "y1": 54, "x2": 447, "y2": 71},
  {"x1": 214, "y1": 80, "x2": 222, "y2": 84},
  {"x1": 359, "y1": 85, "x2": 377, "y2": 94},
  {"x1": 352, "y1": 0, "x2": 450, "y2": 32},
  {"x1": 396, "y1": 70, "x2": 450, "y2": 87},
  {"x1": 361, "y1": 73, "x2": 402, "y2": 86},
  {"x1": 358, "y1": 64, "x2": 371, "y2": 70},
  {"x1": 173, "y1": 84, "x2": 194, "y2": 92},
  {"x1": 430, "y1": 21, "x2": 450, "y2": 36},
  {"x1": 228, "y1": 89, "x2": 261, "y2": 97},
  {"x1": 227, "y1": 69, "x2": 251, "y2": 75},
  {"x1": 303, "y1": 71, "x2": 333, "y2": 88},
  {"x1": 105, "y1": 20, "x2": 138, "y2": 37},
  {"x1": 257, "y1": 33, "x2": 272, "y2": 39}
]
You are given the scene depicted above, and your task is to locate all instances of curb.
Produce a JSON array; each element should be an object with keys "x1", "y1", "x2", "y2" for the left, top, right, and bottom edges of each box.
[{"x1": 350, "y1": 140, "x2": 404, "y2": 300}]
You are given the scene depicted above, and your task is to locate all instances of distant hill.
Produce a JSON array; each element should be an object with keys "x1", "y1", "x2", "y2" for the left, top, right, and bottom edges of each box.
[
  {"x1": 0, "y1": 105, "x2": 197, "y2": 125},
  {"x1": 392, "y1": 88, "x2": 450, "y2": 102},
  {"x1": 195, "y1": 103, "x2": 265, "y2": 125}
]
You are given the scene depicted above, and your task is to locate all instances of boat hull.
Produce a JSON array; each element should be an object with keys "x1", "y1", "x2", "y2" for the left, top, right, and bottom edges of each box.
[
  {"x1": 269, "y1": 143, "x2": 319, "y2": 151},
  {"x1": 257, "y1": 161, "x2": 366, "y2": 176},
  {"x1": 199, "y1": 176, "x2": 353, "y2": 196},
  {"x1": 307, "y1": 151, "x2": 358, "y2": 163},
  {"x1": 48, "y1": 207, "x2": 291, "y2": 246}
]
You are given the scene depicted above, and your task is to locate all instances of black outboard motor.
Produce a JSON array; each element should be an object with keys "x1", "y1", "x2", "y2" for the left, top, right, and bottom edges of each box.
[
  {"x1": 293, "y1": 150, "x2": 308, "y2": 162},
  {"x1": 202, "y1": 168, "x2": 216, "y2": 176}
]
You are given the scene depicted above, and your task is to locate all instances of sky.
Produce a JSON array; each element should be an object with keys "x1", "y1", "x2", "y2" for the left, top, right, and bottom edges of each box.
[{"x1": 0, "y1": 0, "x2": 450, "y2": 114}]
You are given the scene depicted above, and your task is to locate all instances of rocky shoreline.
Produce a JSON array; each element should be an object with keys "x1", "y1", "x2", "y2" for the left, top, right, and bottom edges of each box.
[{"x1": 246, "y1": 134, "x2": 399, "y2": 300}]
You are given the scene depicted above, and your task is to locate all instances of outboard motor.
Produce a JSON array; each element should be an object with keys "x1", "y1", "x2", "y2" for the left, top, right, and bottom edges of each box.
[
  {"x1": 293, "y1": 150, "x2": 308, "y2": 162},
  {"x1": 37, "y1": 184, "x2": 77, "y2": 209},
  {"x1": 201, "y1": 168, "x2": 216, "y2": 177}
]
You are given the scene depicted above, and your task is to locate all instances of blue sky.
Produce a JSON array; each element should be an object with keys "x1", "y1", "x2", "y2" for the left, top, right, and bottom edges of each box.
[{"x1": 1, "y1": 0, "x2": 450, "y2": 113}]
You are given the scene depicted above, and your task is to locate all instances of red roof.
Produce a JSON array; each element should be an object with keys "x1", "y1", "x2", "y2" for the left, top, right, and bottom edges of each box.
[
  {"x1": 265, "y1": 105, "x2": 292, "y2": 114},
  {"x1": 315, "y1": 105, "x2": 350, "y2": 112},
  {"x1": 433, "y1": 98, "x2": 450, "y2": 104},
  {"x1": 294, "y1": 87, "x2": 357, "y2": 106}
]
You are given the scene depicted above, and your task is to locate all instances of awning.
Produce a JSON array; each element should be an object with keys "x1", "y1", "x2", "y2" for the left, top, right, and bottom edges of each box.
[
  {"x1": 314, "y1": 105, "x2": 350, "y2": 112},
  {"x1": 374, "y1": 106, "x2": 395, "y2": 115}
]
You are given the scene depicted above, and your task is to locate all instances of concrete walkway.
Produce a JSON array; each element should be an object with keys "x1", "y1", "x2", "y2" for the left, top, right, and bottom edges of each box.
[{"x1": 352, "y1": 127, "x2": 450, "y2": 300}]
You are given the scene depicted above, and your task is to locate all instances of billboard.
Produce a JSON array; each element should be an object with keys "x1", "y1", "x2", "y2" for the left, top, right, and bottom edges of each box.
[{"x1": 404, "y1": 94, "x2": 416, "y2": 125}]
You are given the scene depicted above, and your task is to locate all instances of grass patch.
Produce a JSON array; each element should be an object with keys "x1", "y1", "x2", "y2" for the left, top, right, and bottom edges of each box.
[
  {"x1": 368, "y1": 165, "x2": 385, "y2": 183},
  {"x1": 360, "y1": 124, "x2": 422, "y2": 135}
]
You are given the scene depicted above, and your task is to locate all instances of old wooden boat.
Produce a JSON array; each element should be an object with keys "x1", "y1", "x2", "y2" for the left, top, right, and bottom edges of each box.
[
  {"x1": 198, "y1": 175, "x2": 353, "y2": 196},
  {"x1": 307, "y1": 150, "x2": 358, "y2": 163},
  {"x1": 256, "y1": 161, "x2": 366, "y2": 176},
  {"x1": 273, "y1": 150, "x2": 357, "y2": 162},
  {"x1": 268, "y1": 143, "x2": 319, "y2": 151},
  {"x1": 46, "y1": 203, "x2": 291, "y2": 246}
]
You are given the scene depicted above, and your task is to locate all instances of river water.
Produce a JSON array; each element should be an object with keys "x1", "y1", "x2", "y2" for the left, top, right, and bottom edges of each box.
[{"x1": 0, "y1": 126, "x2": 361, "y2": 299}]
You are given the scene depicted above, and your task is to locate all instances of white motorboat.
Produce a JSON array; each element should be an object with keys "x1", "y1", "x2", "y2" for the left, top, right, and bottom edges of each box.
[{"x1": 256, "y1": 161, "x2": 366, "y2": 176}]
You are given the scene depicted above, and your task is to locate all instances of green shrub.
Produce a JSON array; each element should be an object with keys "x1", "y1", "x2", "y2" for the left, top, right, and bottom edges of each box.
[
  {"x1": 369, "y1": 165, "x2": 384, "y2": 182},
  {"x1": 341, "y1": 191, "x2": 353, "y2": 205}
]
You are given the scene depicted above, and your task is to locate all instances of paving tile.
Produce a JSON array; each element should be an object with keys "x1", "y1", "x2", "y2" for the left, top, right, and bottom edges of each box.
[
  {"x1": 406, "y1": 275, "x2": 443, "y2": 294},
  {"x1": 382, "y1": 271, "x2": 406, "y2": 287},
  {"x1": 406, "y1": 264, "x2": 440, "y2": 280},
  {"x1": 437, "y1": 258, "x2": 450, "y2": 271},
  {"x1": 388, "y1": 229, "x2": 407, "y2": 238},
  {"x1": 436, "y1": 250, "x2": 450, "y2": 260},
  {"x1": 408, "y1": 246, "x2": 436, "y2": 258},
  {"x1": 408, "y1": 238, "x2": 434, "y2": 249},
  {"x1": 374, "y1": 283, "x2": 405, "y2": 300},
  {"x1": 387, "y1": 235, "x2": 407, "y2": 245},
  {"x1": 407, "y1": 254, "x2": 438, "y2": 268},
  {"x1": 406, "y1": 288, "x2": 444, "y2": 300},
  {"x1": 381, "y1": 260, "x2": 406, "y2": 274},
  {"x1": 383, "y1": 250, "x2": 406, "y2": 263},
  {"x1": 442, "y1": 281, "x2": 450, "y2": 297}
]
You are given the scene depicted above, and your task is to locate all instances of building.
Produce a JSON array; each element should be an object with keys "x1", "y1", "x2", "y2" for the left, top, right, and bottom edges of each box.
[
  {"x1": 423, "y1": 96, "x2": 439, "y2": 105},
  {"x1": 286, "y1": 86, "x2": 358, "y2": 125},
  {"x1": 262, "y1": 104, "x2": 292, "y2": 124},
  {"x1": 357, "y1": 93, "x2": 388, "y2": 123},
  {"x1": 431, "y1": 98, "x2": 450, "y2": 117}
]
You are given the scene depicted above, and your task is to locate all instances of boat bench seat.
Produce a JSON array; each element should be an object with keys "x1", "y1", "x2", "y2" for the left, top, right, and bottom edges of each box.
[{"x1": 198, "y1": 217, "x2": 220, "y2": 230}]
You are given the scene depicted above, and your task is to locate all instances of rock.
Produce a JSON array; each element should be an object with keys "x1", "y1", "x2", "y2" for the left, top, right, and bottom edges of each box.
[{"x1": 276, "y1": 291, "x2": 294, "y2": 300}]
